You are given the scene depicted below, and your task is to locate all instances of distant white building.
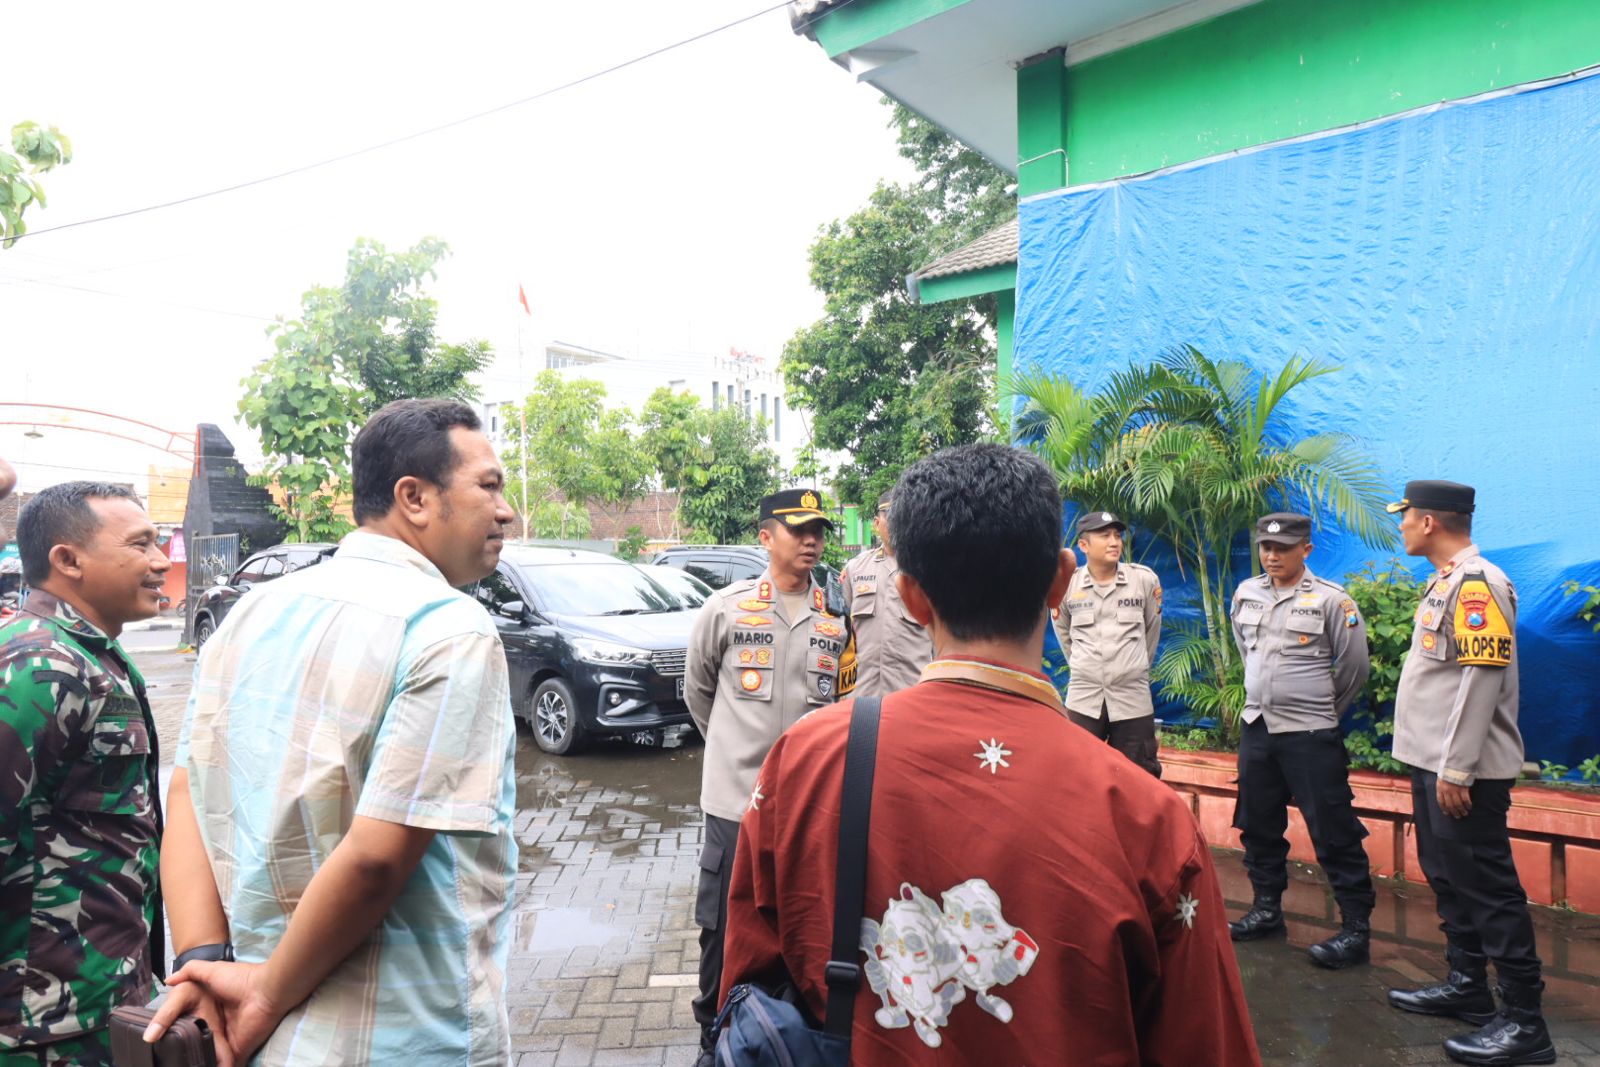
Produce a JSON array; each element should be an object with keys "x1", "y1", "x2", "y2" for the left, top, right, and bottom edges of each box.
[{"x1": 473, "y1": 340, "x2": 820, "y2": 476}]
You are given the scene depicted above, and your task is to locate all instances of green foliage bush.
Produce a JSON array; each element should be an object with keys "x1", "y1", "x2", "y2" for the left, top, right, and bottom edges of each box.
[{"x1": 1338, "y1": 560, "x2": 1426, "y2": 773}]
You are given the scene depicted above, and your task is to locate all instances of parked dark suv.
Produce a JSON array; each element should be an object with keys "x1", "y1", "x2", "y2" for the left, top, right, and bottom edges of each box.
[
  {"x1": 648, "y1": 544, "x2": 847, "y2": 613},
  {"x1": 473, "y1": 545, "x2": 697, "y2": 755},
  {"x1": 192, "y1": 542, "x2": 336, "y2": 647}
]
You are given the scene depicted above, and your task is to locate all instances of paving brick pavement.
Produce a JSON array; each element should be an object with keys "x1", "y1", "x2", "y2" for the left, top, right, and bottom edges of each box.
[
  {"x1": 509, "y1": 736, "x2": 1600, "y2": 1067},
  {"x1": 508, "y1": 744, "x2": 709, "y2": 1067}
]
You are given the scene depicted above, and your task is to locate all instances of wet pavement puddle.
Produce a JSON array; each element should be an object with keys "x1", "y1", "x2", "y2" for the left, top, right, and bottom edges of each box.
[{"x1": 517, "y1": 906, "x2": 624, "y2": 954}]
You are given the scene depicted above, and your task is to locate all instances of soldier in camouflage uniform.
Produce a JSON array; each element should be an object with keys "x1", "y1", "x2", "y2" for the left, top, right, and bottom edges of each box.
[{"x1": 0, "y1": 482, "x2": 171, "y2": 1065}]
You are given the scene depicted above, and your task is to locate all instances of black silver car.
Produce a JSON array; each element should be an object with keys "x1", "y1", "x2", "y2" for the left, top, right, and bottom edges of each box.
[
  {"x1": 473, "y1": 545, "x2": 697, "y2": 755},
  {"x1": 648, "y1": 543, "x2": 848, "y2": 612},
  {"x1": 192, "y1": 542, "x2": 336, "y2": 647}
]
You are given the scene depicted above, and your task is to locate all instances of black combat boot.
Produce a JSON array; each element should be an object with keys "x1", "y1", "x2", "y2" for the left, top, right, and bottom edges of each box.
[
  {"x1": 1228, "y1": 894, "x2": 1285, "y2": 941},
  {"x1": 1307, "y1": 917, "x2": 1370, "y2": 969},
  {"x1": 1442, "y1": 979, "x2": 1556, "y2": 1065},
  {"x1": 1388, "y1": 946, "x2": 1497, "y2": 1024}
]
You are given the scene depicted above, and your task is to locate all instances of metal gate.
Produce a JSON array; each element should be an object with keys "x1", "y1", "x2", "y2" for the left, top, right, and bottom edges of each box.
[{"x1": 185, "y1": 534, "x2": 239, "y2": 644}]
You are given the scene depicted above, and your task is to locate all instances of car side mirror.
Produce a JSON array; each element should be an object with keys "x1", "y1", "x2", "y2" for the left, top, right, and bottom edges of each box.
[
  {"x1": 496, "y1": 600, "x2": 528, "y2": 621},
  {"x1": 214, "y1": 574, "x2": 231, "y2": 587}
]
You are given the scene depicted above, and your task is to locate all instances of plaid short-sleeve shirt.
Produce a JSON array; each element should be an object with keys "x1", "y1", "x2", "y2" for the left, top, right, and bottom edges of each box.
[{"x1": 178, "y1": 531, "x2": 517, "y2": 1065}]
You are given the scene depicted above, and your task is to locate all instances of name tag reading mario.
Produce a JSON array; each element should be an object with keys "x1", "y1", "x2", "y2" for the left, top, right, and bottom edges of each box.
[{"x1": 1453, "y1": 574, "x2": 1513, "y2": 668}]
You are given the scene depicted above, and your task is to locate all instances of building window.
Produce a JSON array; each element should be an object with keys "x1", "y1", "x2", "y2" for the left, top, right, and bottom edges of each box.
[
  {"x1": 727, "y1": 384, "x2": 734, "y2": 406},
  {"x1": 712, "y1": 380, "x2": 720, "y2": 410},
  {"x1": 760, "y1": 394, "x2": 768, "y2": 422},
  {"x1": 744, "y1": 389, "x2": 751, "y2": 415},
  {"x1": 774, "y1": 402, "x2": 781, "y2": 441}
]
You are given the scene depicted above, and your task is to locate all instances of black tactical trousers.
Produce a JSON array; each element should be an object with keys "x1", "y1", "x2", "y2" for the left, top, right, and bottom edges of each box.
[
  {"x1": 1234, "y1": 718, "x2": 1376, "y2": 918},
  {"x1": 692, "y1": 813, "x2": 741, "y2": 1041},
  {"x1": 1069, "y1": 702, "x2": 1162, "y2": 778},
  {"x1": 1411, "y1": 769, "x2": 1542, "y2": 983}
]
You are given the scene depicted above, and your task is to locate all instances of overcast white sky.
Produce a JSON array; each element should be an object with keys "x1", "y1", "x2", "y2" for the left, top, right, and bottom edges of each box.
[{"x1": 0, "y1": 1, "x2": 911, "y2": 494}]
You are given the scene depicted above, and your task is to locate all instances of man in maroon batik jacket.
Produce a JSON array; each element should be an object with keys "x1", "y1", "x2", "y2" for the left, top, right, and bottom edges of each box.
[{"x1": 720, "y1": 444, "x2": 1260, "y2": 1066}]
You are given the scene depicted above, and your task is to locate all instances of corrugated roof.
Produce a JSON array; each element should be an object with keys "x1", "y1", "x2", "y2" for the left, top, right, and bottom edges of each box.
[
  {"x1": 915, "y1": 217, "x2": 1018, "y2": 280},
  {"x1": 789, "y1": 0, "x2": 846, "y2": 36}
]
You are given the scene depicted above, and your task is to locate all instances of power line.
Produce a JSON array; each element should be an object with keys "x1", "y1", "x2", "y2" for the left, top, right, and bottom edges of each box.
[
  {"x1": 0, "y1": 274, "x2": 277, "y2": 322},
  {"x1": 8, "y1": 0, "x2": 853, "y2": 245}
]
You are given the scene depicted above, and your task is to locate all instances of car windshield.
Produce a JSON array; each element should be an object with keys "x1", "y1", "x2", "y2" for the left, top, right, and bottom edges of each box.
[
  {"x1": 517, "y1": 561, "x2": 681, "y2": 616},
  {"x1": 649, "y1": 567, "x2": 712, "y2": 608}
]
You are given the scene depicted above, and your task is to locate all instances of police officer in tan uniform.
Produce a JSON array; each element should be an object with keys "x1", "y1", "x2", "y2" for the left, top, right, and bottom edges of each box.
[
  {"x1": 1382, "y1": 481, "x2": 1553, "y2": 1067},
  {"x1": 842, "y1": 490, "x2": 933, "y2": 697},
  {"x1": 1052, "y1": 511, "x2": 1163, "y2": 776},
  {"x1": 1226, "y1": 513, "x2": 1376, "y2": 970},
  {"x1": 683, "y1": 488, "x2": 843, "y2": 1061}
]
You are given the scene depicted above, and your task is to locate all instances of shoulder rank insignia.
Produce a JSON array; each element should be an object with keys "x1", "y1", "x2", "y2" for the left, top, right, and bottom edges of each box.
[
  {"x1": 736, "y1": 615, "x2": 773, "y2": 627},
  {"x1": 757, "y1": 581, "x2": 773, "y2": 602},
  {"x1": 1453, "y1": 573, "x2": 1512, "y2": 668},
  {"x1": 737, "y1": 598, "x2": 769, "y2": 611}
]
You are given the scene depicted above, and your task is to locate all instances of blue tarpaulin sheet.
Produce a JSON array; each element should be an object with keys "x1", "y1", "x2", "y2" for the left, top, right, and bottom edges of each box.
[{"x1": 1017, "y1": 70, "x2": 1600, "y2": 765}]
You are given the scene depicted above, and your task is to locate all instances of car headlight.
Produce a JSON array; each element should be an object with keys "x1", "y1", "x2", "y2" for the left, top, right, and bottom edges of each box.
[{"x1": 572, "y1": 638, "x2": 652, "y2": 666}]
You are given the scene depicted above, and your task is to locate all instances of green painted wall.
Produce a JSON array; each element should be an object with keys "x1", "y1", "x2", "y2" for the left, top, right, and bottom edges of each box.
[
  {"x1": 1059, "y1": 0, "x2": 1600, "y2": 185},
  {"x1": 917, "y1": 263, "x2": 1015, "y2": 304},
  {"x1": 812, "y1": 0, "x2": 973, "y2": 59},
  {"x1": 1016, "y1": 50, "x2": 1068, "y2": 196},
  {"x1": 996, "y1": 289, "x2": 1015, "y2": 394}
]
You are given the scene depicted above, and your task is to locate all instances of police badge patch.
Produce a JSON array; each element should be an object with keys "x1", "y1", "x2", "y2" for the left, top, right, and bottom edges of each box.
[{"x1": 817, "y1": 676, "x2": 833, "y2": 697}]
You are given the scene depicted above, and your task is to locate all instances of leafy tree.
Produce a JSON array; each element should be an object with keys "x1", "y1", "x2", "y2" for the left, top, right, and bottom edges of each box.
[
  {"x1": 239, "y1": 237, "x2": 492, "y2": 540},
  {"x1": 680, "y1": 407, "x2": 781, "y2": 544},
  {"x1": 638, "y1": 388, "x2": 705, "y2": 539},
  {"x1": 1015, "y1": 346, "x2": 1397, "y2": 744},
  {"x1": 336, "y1": 237, "x2": 490, "y2": 407},
  {"x1": 502, "y1": 372, "x2": 652, "y2": 539},
  {"x1": 239, "y1": 305, "x2": 363, "y2": 542},
  {"x1": 1, "y1": 122, "x2": 71, "y2": 247},
  {"x1": 781, "y1": 102, "x2": 1014, "y2": 506}
]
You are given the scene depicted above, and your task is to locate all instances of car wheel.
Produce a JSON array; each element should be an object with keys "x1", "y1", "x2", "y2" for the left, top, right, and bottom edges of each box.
[
  {"x1": 530, "y1": 678, "x2": 587, "y2": 755},
  {"x1": 195, "y1": 614, "x2": 215, "y2": 649}
]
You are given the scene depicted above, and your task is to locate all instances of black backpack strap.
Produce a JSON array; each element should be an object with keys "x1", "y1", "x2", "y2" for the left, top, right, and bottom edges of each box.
[{"x1": 824, "y1": 695, "x2": 880, "y2": 1037}]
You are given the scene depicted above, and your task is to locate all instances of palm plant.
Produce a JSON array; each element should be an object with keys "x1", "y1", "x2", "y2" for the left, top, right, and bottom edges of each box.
[{"x1": 1013, "y1": 345, "x2": 1396, "y2": 745}]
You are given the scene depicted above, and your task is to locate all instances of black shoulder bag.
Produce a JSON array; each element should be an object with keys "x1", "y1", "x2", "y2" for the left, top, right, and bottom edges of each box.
[{"x1": 713, "y1": 695, "x2": 881, "y2": 1065}]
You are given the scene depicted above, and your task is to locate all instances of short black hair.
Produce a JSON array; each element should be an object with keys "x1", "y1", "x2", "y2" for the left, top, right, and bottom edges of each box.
[
  {"x1": 1417, "y1": 508, "x2": 1472, "y2": 536},
  {"x1": 352, "y1": 398, "x2": 481, "y2": 524},
  {"x1": 17, "y1": 481, "x2": 142, "y2": 585},
  {"x1": 893, "y1": 444, "x2": 1062, "y2": 641}
]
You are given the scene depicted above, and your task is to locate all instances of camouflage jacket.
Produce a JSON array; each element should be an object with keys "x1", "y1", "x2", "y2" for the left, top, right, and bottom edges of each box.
[{"x1": 0, "y1": 591, "x2": 161, "y2": 1048}]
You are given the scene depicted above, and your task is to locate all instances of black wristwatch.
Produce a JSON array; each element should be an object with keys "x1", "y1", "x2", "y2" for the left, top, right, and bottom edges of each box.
[{"x1": 172, "y1": 942, "x2": 234, "y2": 970}]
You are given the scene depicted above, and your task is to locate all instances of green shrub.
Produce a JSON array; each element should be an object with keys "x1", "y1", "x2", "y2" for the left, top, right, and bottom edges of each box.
[
  {"x1": 1562, "y1": 580, "x2": 1600, "y2": 633},
  {"x1": 1340, "y1": 560, "x2": 1427, "y2": 774}
]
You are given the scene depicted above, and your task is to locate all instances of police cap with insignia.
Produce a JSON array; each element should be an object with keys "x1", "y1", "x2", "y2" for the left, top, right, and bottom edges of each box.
[
  {"x1": 760, "y1": 488, "x2": 834, "y2": 527},
  {"x1": 1386, "y1": 480, "x2": 1476, "y2": 515},
  {"x1": 1076, "y1": 510, "x2": 1125, "y2": 535},
  {"x1": 1255, "y1": 512, "x2": 1311, "y2": 544}
]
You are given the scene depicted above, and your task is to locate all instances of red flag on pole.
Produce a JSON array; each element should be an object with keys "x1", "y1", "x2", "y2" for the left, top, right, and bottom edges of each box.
[{"x1": 518, "y1": 284, "x2": 531, "y2": 316}]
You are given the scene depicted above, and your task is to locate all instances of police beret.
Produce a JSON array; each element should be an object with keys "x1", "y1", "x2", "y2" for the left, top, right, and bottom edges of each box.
[
  {"x1": 1386, "y1": 480, "x2": 1475, "y2": 515},
  {"x1": 760, "y1": 488, "x2": 833, "y2": 527},
  {"x1": 1076, "y1": 510, "x2": 1124, "y2": 535},
  {"x1": 1255, "y1": 512, "x2": 1311, "y2": 544}
]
